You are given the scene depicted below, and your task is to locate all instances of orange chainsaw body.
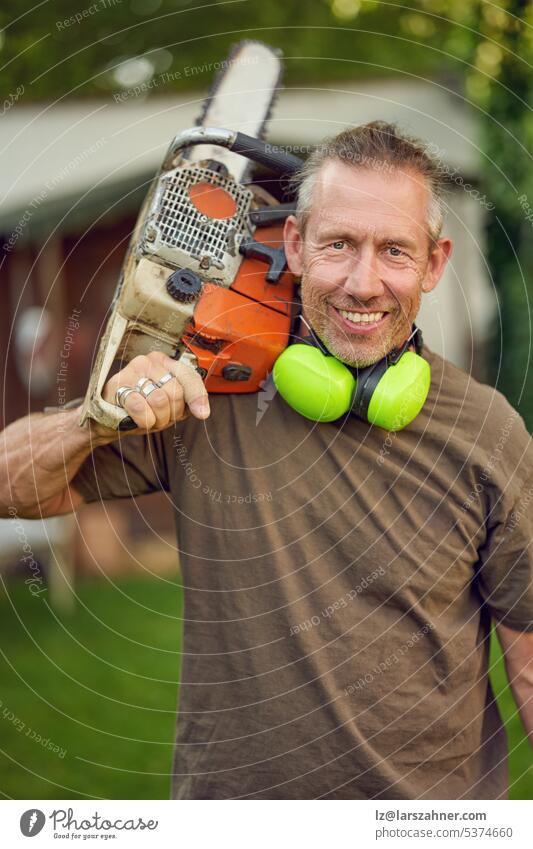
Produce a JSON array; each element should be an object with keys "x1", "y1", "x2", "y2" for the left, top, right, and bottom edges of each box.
[{"x1": 182, "y1": 216, "x2": 295, "y2": 393}]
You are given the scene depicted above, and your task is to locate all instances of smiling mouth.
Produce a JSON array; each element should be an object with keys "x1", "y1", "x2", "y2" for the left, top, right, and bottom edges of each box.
[
  {"x1": 329, "y1": 304, "x2": 391, "y2": 331},
  {"x1": 337, "y1": 308, "x2": 386, "y2": 324}
]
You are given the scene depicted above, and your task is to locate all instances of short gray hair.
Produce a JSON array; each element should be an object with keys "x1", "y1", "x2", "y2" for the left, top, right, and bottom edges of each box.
[{"x1": 290, "y1": 121, "x2": 447, "y2": 243}]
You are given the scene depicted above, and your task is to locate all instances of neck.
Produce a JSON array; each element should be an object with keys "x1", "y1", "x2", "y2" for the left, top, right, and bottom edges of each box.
[{"x1": 295, "y1": 314, "x2": 421, "y2": 362}]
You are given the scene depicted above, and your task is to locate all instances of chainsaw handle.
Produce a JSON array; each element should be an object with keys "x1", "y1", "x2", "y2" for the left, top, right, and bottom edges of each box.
[
  {"x1": 166, "y1": 126, "x2": 303, "y2": 177},
  {"x1": 230, "y1": 132, "x2": 303, "y2": 175}
]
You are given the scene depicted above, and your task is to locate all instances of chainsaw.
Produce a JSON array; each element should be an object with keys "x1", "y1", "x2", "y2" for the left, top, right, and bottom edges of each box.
[{"x1": 79, "y1": 40, "x2": 304, "y2": 431}]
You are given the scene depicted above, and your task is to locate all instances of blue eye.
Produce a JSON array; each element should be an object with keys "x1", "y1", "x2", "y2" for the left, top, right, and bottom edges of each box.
[
  {"x1": 331, "y1": 241, "x2": 346, "y2": 250},
  {"x1": 388, "y1": 245, "x2": 403, "y2": 257}
]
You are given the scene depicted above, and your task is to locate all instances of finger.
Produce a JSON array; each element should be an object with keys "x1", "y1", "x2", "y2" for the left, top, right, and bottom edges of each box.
[
  {"x1": 103, "y1": 371, "x2": 129, "y2": 405},
  {"x1": 156, "y1": 374, "x2": 186, "y2": 423},
  {"x1": 121, "y1": 390, "x2": 156, "y2": 431},
  {"x1": 163, "y1": 355, "x2": 210, "y2": 419},
  {"x1": 144, "y1": 367, "x2": 188, "y2": 427},
  {"x1": 140, "y1": 366, "x2": 175, "y2": 430},
  {"x1": 141, "y1": 382, "x2": 172, "y2": 429},
  {"x1": 103, "y1": 356, "x2": 151, "y2": 405}
]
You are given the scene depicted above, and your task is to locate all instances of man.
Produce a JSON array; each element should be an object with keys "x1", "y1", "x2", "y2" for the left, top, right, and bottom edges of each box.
[{"x1": 2, "y1": 122, "x2": 532, "y2": 800}]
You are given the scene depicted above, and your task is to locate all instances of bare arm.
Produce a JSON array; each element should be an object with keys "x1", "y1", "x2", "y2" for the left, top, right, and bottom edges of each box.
[
  {"x1": 0, "y1": 406, "x2": 109, "y2": 519},
  {"x1": 0, "y1": 351, "x2": 209, "y2": 520},
  {"x1": 496, "y1": 621, "x2": 533, "y2": 747}
]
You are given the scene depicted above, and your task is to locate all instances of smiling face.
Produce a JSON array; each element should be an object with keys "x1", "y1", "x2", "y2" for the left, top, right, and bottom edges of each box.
[{"x1": 284, "y1": 159, "x2": 452, "y2": 367}]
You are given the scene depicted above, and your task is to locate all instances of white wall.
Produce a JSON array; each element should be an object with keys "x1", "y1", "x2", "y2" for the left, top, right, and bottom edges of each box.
[{"x1": 418, "y1": 190, "x2": 496, "y2": 371}]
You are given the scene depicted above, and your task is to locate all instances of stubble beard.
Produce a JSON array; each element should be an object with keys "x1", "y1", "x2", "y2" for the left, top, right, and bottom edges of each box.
[{"x1": 300, "y1": 278, "x2": 422, "y2": 369}]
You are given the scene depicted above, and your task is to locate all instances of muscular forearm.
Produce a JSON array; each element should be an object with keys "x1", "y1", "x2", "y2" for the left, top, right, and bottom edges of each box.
[
  {"x1": 508, "y1": 671, "x2": 533, "y2": 746},
  {"x1": 496, "y1": 622, "x2": 533, "y2": 747},
  {"x1": 0, "y1": 350, "x2": 209, "y2": 520},
  {"x1": 504, "y1": 651, "x2": 533, "y2": 746},
  {"x1": 0, "y1": 406, "x2": 114, "y2": 518}
]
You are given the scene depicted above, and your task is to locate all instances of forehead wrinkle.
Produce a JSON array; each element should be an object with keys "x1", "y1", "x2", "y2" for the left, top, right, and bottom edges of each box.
[
  {"x1": 315, "y1": 218, "x2": 419, "y2": 250},
  {"x1": 311, "y1": 196, "x2": 424, "y2": 237},
  {"x1": 309, "y1": 161, "x2": 433, "y2": 244}
]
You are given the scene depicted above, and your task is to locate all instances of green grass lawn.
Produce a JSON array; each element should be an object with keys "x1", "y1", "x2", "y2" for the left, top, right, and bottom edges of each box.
[
  {"x1": 0, "y1": 576, "x2": 531, "y2": 799},
  {"x1": 0, "y1": 576, "x2": 183, "y2": 799}
]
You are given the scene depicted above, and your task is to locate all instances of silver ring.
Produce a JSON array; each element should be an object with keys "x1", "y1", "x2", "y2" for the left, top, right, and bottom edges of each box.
[
  {"x1": 140, "y1": 380, "x2": 159, "y2": 397},
  {"x1": 135, "y1": 376, "x2": 160, "y2": 397},
  {"x1": 157, "y1": 372, "x2": 174, "y2": 388},
  {"x1": 115, "y1": 386, "x2": 138, "y2": 408}
]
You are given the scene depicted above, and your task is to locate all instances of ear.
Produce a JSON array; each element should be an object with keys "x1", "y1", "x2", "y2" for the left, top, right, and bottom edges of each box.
[
  {"x1": 283, "y1": 214, "x2": 304, "y2": 276},
  {"x1": 422, "y1": 237, "x2": 453, "y2": 293}
]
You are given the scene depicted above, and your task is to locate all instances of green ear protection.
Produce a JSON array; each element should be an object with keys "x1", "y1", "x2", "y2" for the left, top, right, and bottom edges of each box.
[{"x1": 272, "y1": 323, "x2": 430, "y2": 431}]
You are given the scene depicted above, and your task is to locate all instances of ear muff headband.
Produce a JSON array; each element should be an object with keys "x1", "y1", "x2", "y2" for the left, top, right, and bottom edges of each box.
[{"x1": 272, "y1": 326, "x2": 430, "y2": 431}]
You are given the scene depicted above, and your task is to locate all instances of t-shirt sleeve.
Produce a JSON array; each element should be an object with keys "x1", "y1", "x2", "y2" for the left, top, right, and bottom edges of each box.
[
  {"x1": 476, "y1": 408, "x2": 533, "y2": 632},
  {"x1": 72, "y1": 430, "x2": 170, "y2": 503}
]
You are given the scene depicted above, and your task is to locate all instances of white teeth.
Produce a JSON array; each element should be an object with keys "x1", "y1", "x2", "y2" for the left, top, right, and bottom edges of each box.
[{"x1": 338, "y1": 309, "x2": 385, "y2": 324}]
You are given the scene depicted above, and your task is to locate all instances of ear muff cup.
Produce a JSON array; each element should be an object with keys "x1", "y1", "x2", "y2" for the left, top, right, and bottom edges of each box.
[
  {"x1": 366, "y1": 351, "x2": 430, "y2": 431},
  {"x1": 273, "y1": 344, "x2": 430, "y2": 430},
  {"x1": 273, "y1": 344, "x2": 355, "y2": 422}
]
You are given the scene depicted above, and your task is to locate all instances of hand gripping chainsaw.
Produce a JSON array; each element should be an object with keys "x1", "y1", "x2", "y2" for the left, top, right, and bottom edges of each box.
[{"x1": 79, "y1": 41, "x2": 304, "y2": 431}]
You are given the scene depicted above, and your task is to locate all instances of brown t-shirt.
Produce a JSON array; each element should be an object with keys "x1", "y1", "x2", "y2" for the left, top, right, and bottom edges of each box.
[{"x1": 73, "y1": 345, "x2": 533, "y2": 799}]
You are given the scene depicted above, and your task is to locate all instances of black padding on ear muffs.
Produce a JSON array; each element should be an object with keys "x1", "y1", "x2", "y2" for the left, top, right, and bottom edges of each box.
[{"x1": 350, "y1": 358, "x2": 389, "y2": 420}]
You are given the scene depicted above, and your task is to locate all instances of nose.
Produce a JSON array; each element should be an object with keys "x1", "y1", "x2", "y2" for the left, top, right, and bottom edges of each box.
[{"x1": 342, "y1": 245, "x2": 385, "y2": 302}]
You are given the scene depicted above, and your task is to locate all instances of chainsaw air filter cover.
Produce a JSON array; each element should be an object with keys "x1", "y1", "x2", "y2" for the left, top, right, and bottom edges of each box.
[{"x1": 141, "y1": 165, "x2": 254, "y2": 287}]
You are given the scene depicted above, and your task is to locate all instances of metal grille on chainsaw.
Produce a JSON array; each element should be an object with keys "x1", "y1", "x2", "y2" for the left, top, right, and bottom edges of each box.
[{"x1": 145, "y1": 165, "x2": 253, "y2": 269}]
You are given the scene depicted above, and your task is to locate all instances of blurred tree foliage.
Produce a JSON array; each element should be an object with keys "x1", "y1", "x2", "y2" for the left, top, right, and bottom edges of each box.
[
  {"x1": 0, "y1": 0, "x2": 461, "y2": 99},
  {"x1": 469, "y1": 0, "x2": 533, "y2": 424},
  {"x1": 1, "y1": 0, "x2": 532, "y2": 422}
]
